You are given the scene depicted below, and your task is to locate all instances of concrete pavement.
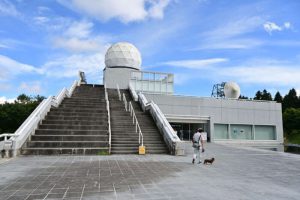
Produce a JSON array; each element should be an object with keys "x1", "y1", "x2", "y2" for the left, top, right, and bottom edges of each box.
[{"x1": 0, "y1": 143, "x2": 299, "y2": 200}]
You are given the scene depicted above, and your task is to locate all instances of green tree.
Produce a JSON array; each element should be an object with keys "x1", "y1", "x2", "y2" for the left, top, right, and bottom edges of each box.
[
  {"x1": 0, "y1": 94, "x2": 41, "y2": 134},
  {"x1": 283, "y1": 108, "x2": 300, "y2": 136},
  {"x1": 239, "y1": 95, "x2": 249, "y2": 99},
  {"x1": 261, "y1": 89, "x2": 272, "y2": 100},
  {"x1": 254, "y1": 90, "x2": 262, "y2": 100},
  {"x1": 34, "y1": 95, "x2": 46, "y2": 103},
  {"x1": 274, "y1": 91, "x2": 283, "y2": 103},
  {"x1": 254, "y1": 89, "x2": 272, "y2": 100},
  {"x1": 17, "y1": 94, "x2": 31, "y2": 104},
  {"x1": 282, "y1": 88, "x2": 299, "y2": 111}
]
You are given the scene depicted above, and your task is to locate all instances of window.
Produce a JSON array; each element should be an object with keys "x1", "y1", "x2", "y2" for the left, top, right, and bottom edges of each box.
[
  {"x1": 230, "y1": 124, "x2": 252, "y2": 140},
  {"x1": 214, "y1": 124, "x2": 228, "y2": 139},
  {"x1": 255, "y1": 125, "x2": 276, "y2": 140}
]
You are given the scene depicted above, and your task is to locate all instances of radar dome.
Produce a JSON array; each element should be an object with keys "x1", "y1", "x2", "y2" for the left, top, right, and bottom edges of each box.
[
  {"x1": 105, "y1": 42, "x2": 142, "y2": 70},
  {"x1": 224, "y1": 82, "x2": 240, "y2": 99}
]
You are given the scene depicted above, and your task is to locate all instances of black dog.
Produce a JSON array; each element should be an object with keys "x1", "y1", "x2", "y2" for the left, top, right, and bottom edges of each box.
[{"x1": 203, "y1": 157, "x2": 215, "y2": 165}]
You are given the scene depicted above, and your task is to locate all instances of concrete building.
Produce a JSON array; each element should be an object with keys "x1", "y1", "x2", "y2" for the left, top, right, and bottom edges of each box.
[{"x1": 104, "y1": 42, "x2": 283, "y2": 145}]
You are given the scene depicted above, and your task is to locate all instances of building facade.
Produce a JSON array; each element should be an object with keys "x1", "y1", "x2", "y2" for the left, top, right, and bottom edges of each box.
[
  {"x1": 103, "y1": 42, "x2": 283, "y2": 145},
  {"x1": 143, "y1": 93, "x2": 283, "y2": 144}
]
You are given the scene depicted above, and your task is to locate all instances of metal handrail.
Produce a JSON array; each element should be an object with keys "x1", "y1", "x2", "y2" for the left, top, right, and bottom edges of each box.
[
  {"x1": 0, "y1": 80, "x2": 79, "y2": 156},
  {"x1": 139, "y1": 93, "x2": 178, "y2": 140},
  {"x1": 152, "y1": 102, "x2": 178, "y2": 139},
  {"x1": 122, "y1": 93, "x2": 128, "y2": 111},
  {"x1": 0, "y1": 133, "x2": 15, "y2": 141},
  {"x1": 119, "y1": 91, "x2": 144, "y2": 146},
  {"x1": 128, "y1": 102, "x2": 144, "y2": 146},
  {"x1": 116, "y1": 84, "x2": 121, "y2": 101},
  {"x1": 69, "y1": 80, "x2": 79, "y2": 95},
  {"x1": 129, "y1": 83, "x2": 138, "y2": 101},
  {"x1": 104, "y1": 84, "x2": 111, "y2": 154},
  {"x1": 137, "y1": 92, "x2": 184, "y2": 155}
]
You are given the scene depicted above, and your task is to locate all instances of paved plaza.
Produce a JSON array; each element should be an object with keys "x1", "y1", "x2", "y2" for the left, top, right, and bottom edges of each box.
[{"x1": 0, "y1": 143, "x2": 300, "y2": 200}]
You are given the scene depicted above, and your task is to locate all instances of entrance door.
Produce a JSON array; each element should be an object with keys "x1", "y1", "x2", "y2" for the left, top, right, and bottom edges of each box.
[{"x1": 170, "y1": 122, "x2": 210, "y2": 142}]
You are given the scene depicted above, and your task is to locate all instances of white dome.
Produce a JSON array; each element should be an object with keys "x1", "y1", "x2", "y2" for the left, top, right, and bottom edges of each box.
[
  {"x1": 105, "y1": 42, "x2": 142, "y2": 70},
  {"x1": 224, "y1": 82, "x2": 240, "y2": 99}
]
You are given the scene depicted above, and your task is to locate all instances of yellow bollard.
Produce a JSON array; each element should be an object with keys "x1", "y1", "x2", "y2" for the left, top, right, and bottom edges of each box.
[{"x1": 139, "y1": 146, "x2": 146, "y2": 155}]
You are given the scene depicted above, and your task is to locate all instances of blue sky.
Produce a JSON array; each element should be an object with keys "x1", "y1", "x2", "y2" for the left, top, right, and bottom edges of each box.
[{"x1": 1, "y1": 0, "x2": 300, "y2": 103}]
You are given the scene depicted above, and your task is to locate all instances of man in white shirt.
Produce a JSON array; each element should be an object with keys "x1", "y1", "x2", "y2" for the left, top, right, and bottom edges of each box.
[{"x1": 192, "y1": 128, "x2": 205, "y2": 164}]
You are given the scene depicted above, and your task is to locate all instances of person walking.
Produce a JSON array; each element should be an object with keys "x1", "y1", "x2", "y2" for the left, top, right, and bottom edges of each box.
[{"x1": 192, "y1": 128, "x2": 205, "y2": 164}]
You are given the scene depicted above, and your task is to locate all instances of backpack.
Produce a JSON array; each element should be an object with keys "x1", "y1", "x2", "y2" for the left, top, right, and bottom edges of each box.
[{"x1": 192, "y1": 134, "x2": 201, "y2": 148}]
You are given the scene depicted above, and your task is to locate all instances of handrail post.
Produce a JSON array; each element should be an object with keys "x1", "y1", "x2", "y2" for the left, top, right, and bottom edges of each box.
[
  {"x1": 119, "y1": 92, "x2": 144, "y2": 148},
  {"x1": 137, "y1": 92, "x2": 184, "y2": 155},
  {"x1": 104, "y1": 84, "x2": 111, "y2": 154},
  {"x1": 139, "y1": 129, "x2": 141, "y2": 144},
  {"x1": 117, "y1": 84, "x2": 121, "y2": 101},
  {"x1": 0, "y1": 79, "x2": 80, "y2": 156}
]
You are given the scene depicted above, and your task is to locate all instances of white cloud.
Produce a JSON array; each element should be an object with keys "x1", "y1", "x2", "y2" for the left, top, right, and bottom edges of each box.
[
  {"x1": 37, "y1": 6, "x2": 51, "y2": 14},
  {"x1": 64, "y1": 20, "x2": 93, "y2": 39},
  {"x1": 148, "y1": 0, "x2": 170, "y2": 19},
  {"x1": 205, "y1": 16, "x2": 264, "y2": 40},
  {"x1": 284, "y1": 22, "x2": 291, "y2": 29},
  {"x1": 41, "y1": 52, "x2": 106, "y2": 81},
  {"x1": 195, "y1": 38, "x2": 263, "y2": 50},
  {"x1": 19, "y1": 82, "x2": 42, "y2": 94},
  {"x1": 173, "y1": 73, "x2": 191, "y2": 85},
  {"x1": 198, "y1": 16, "x2": 264, "y2": 50},
  {"x1": 216, "y1": 60, "x2": 300, "y2": 87},
  {"x1": 0, "y1": 0, "x2": 20, "y2": 17},
  {"x1": 263, "y1": 22, "x2": 282, "y2": 34},
  {"x1": 33, "y1": 16, "x2": 73, "y2": 33},
  {"x1": 263, "y1": 21, "x2": 292, "y2": 35},
  {"x1": 57, "y1": 0, "x2": 171, "y2": 23},
  {"x1": 0, "y1": 96, "x2": 15, "y2": 104},
  {"x1": 33, "y1": 16, "x2": 49, "y2": 25},
  {"x1": 0, "y1": 55, "x2": 41, "y2": 81},
  {"x1": 163, "y1": 58, "x2": 228, "y2": 69},
  {"x1": 0, "y1": 43, "x2": 10, "y2": 49},
  {"x1": 51, "y1": 20, "x2": 110, "y2": 53},
  {"x1": 53, "y1": 37, "x2": 107, "y2": 52}
]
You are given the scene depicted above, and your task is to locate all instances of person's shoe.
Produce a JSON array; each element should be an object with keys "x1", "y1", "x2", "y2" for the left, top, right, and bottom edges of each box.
[
  {"x1": 197, "y1": 161, "x2": 202, "y2": 164},
  {"x1": 192, "y1": 159, "x2": 195, "y2": 164}
]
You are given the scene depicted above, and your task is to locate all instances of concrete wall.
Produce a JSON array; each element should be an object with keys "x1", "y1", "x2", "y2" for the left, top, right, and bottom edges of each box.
[
  {"x1": 144, "y1": 93, "x2": 283, "y2": 143},
  {"x1": 103, "y1": 67, "x2": 139, "y2": 89}
]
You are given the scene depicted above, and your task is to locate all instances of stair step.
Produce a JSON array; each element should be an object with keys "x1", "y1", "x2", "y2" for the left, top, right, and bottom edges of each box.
[
  {"x1": 47, "y1": 112, "x2": 106, "y2": 117},
  {"x1": 42, "y1": 120, "x2": 106, "y2": 125},
  {"x1": 111, "y1": 150, "x2": 138, "y2": 154},
  {"x1": 45, "y1": 116, "x2": 107, "y2": 121},
  {"x1": 107, "y1": 89, "x2": 168, "y2": 155},
  {"x1": 27, "y1": 141, "x2": 108, "y2": 148},
  {"x1": 31, "y1": 135, "x2": 108, "y2": 141},
  {"x1": 35, "y1": 129, "x2": 108, "y2": 135},
  {"x1": 39, "y1": 124, "x2": 107, "y2": 130},
  {"x1": 21, "y1": 147, "x2": 109, "y2": 155},
  {"x1": 50, "y1": 109, "x2": 106, "y2": 113}
]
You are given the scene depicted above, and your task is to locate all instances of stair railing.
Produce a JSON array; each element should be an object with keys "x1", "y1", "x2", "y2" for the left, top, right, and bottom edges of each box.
[
  {"x1": 129, "y1": 83, "x2": 138, "y2": 101},
  {"x1": 0, "y1": 80, "x2": 79, "y2": 157},
  {"x1": 122, "y1": 93, "x2": 128, "y2": 111},
  {"x1": 116, "y1": 84, "x2": 121, "y2": 101},
  {"x1": 128, "y1": 102, "x2": 144, "y2": 146},
  {"x1": 137, "y1": 92, "x2": 185, "y2": 155},
  {"x1": 120, "y1": 92, "x2": 144, "y2": 146},
  {"x1": 104, "y1": 84, "x2": 112, "y2": 154}
]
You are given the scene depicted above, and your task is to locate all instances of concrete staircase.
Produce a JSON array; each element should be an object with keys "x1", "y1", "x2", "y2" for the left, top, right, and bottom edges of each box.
[
  {"x1": 108, "y1": 89, "x2": 168, "y2": 154},
  {"x1": 21, "y1": 84, "x2": 109, "y2": 155}
]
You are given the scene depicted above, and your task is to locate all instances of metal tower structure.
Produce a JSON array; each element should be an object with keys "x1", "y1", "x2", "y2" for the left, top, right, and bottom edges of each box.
[{"x1": 211, "y1": 82, "x2": 226, "y2": 98}]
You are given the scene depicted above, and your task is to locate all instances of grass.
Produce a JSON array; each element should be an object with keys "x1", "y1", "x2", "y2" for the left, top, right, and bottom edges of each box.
[
  {"x1": 285, "y1": 133, "x2": 300, "y2": 145},
  {"x1": 96, "y1": 150, "x2": 109, "y2": 156}
]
